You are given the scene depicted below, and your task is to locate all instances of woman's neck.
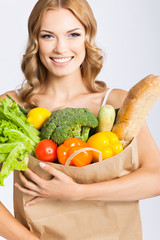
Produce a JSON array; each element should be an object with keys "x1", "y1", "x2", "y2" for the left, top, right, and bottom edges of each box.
[{"x1": 41, "y1": 69, "x2": 90, "y2": 100}]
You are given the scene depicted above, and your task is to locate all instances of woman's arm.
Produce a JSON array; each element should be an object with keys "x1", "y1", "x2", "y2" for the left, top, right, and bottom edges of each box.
[
  {"x1": 15, "y1": 121, "x2": 160, "y2": 205},
  {"x1": 81, "y1": 122, "x2": 160, "y2": 201},
  {"x1": 0, "y1": 202, "x2": 39, "y2": 240}
]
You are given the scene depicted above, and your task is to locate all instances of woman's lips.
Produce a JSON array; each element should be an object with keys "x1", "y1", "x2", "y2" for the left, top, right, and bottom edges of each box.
[{"x1": 50, "y1": 56, "x2": 74, "y2": 66}]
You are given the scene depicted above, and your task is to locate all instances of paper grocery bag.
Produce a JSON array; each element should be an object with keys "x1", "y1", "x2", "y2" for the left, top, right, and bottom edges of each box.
[{"x1": 14, "y1": 137, "x2": 142, "y2": 240}]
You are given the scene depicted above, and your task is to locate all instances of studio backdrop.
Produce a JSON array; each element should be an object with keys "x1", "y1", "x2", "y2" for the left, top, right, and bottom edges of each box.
[{"x1": 0, "y1": 1, "x2": 160, "y2": 240}]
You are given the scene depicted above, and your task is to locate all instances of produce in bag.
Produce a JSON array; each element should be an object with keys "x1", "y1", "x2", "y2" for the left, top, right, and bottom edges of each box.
[
  {"x1": 0, "y1": 98, "x2": 40, "y2": 186},
  {"x1": 14, "y1": 74, "x2": 160, "y2": 240},
  {"x1": 40, "y1": 107, "x2": 98, "y2": 145},
  {"x1": 96, "y1": 104, "x2": 116, "y2": 132}
]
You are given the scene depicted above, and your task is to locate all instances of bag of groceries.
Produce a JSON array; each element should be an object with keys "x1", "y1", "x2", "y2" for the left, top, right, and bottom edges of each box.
[
  {"x1": 1, "y1": 75, "x2": 160, "y2": 239},
  {"x1": 14, "y1": 137, "x2": 142, "y2": 240}
]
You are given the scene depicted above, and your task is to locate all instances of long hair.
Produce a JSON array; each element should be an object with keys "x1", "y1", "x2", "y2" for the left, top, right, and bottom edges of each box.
[{"x1": 20, "y1": 0, "x2": 106, "y2": 109}]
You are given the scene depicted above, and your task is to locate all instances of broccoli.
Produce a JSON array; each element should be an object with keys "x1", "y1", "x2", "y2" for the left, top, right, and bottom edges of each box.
[{"x1": 40, "y1": 107, "x2": 98, "y2": 145}]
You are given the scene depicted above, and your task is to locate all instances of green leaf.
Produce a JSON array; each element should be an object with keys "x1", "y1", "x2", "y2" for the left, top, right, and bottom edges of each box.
[
  {"x1": 0, "y1": 99, "x2": 40, "y2": 145},
  {"x1": 0, "y1": 142, "x2": 32, "y2": 186},
  {"x1": 0, "y1": 98, "x2": 41, "y2": 186},
  {"x1": 6, "y1": 94, "x2": 29, "y2": 115}
]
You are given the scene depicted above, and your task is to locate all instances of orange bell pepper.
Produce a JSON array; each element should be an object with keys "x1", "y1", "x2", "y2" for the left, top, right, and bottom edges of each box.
[{"x1": 57, "y1": 138, "x2": 93, "y2": 167}]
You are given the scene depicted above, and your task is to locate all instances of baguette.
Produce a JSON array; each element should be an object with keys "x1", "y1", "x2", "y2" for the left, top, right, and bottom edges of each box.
[{"x1": 112, "y1": 74, "x2": 160, "y2": 148}]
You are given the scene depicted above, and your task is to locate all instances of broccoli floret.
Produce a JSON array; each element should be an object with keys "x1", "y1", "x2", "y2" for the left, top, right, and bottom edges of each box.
[
  {"x1": 40, "y1": 121, "x2": 56, "y2": 139},
  {"x1": 51, "y1": 125, "x2": 73, "y2": 145},
  {"x1": 40, "y1": 107, "x2": 98, "y2": 145}
]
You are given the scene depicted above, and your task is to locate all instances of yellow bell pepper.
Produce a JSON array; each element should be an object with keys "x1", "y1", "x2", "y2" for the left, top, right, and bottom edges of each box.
[{"x1": 87, "y1": 131, "x2": 123, "y2": 162}]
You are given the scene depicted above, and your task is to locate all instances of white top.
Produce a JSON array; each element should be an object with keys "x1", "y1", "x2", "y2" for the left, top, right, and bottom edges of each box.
[
  {"x1": 15, "y1": 89, "x2": 20, "y2": 96},
  {"x1": 101, "y1": 88, "x2": 113, "y2": 106}
]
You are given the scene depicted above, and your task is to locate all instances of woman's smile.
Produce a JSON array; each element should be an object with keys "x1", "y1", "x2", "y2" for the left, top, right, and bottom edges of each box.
[
  {"x1": 49, "y1": 56, "x2": 74, "y2": 66},
  {"x1": 38, "y1": 8, "x2": 86, "y2": 78}
]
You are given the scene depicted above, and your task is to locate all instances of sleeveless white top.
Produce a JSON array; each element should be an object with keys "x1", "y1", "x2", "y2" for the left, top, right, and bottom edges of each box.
[
  {"x1": 15, "y1": 89, "x2": 20, "y2": 96},
  {"x1": 101, "y1": 88, "x2": 113, "y2": 107}
]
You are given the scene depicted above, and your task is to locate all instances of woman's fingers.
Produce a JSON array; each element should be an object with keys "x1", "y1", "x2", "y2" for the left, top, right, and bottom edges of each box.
[
  {"x1": 23, "y1": 168, "x2": 43, "y2": 185},
  {"x1": 18, "y1": 171, "x2": 40, "y2": 192},
  {"x1": 25, "y1": 196, "x2": 45, "y2": 207},
  {"x1": 15, "y1": 163, "x2": 77, "y2": 201},
  {"x1": 15, "y1": 182, "x2": 39, "y2": 197},
  {"x1": 39, "y1": 162, "x2": 65, "y2": 178}
]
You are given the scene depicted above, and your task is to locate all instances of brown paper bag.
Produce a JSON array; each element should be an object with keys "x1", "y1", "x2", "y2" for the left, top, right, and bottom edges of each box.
[{"x1": 14, "y1": 137, "x2": 142, "y2": 240}]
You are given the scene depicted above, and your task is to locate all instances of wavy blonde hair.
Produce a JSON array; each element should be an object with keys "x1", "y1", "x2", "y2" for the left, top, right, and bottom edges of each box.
[{"x1": 20, "y1": 0, "x2": 106, "y2": 109}]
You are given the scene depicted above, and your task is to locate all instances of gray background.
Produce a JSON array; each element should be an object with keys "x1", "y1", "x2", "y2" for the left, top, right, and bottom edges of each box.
[{"x1": 0, "y1": 0, "x2": 160, "y2": 239}]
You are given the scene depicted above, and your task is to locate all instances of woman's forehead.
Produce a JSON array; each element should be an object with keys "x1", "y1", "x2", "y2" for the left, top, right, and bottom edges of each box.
[{"x1": 40, "y1": 8, "x2": 85, "y2": 32}]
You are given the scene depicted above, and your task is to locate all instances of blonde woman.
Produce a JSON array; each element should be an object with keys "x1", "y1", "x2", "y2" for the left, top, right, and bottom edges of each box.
[{"x1": 0, "y1": 0, "x2": 160, "y2": 239}]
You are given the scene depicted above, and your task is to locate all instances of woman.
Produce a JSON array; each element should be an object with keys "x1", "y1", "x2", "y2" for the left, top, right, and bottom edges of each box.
[{"x1": 0, "y1": 0, "x2": 160, "y2": 239}]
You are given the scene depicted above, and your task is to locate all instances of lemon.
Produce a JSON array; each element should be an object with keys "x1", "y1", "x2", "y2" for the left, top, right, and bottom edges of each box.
[{"x1": 27, "y1": 107, "x2": 51, "y2": 129}]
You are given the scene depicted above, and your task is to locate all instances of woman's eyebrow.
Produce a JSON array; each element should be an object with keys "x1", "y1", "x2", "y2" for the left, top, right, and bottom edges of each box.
[
  {"x1": 40, "y1": 28, "x2": 83, "y2": 34},
  {"x1": 67, "y1": 28, "x2": 82, "y2": 33}
]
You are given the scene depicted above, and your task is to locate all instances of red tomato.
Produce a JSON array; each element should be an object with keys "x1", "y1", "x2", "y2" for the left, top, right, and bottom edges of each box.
[{"x1": 35, "y1": 139, "x2": 57, "y2": 162}]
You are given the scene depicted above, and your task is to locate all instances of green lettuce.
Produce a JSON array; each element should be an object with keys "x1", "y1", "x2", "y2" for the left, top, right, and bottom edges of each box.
[
  {"x1": 0, "y1": 99, "x2": 40, "y2": 186},
  {"x1": 0, "y1": 99, "x2": 40, "y2": 144}
]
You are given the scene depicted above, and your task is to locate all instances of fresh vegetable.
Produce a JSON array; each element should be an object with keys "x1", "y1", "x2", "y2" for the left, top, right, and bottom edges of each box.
[
  {"x1": 96, "y1": 105, "x2": 116, "y2": 132},
  {"x1": 40, "y1": 107, "x2": 98, "y2": 145},
  {"x1": 57, "y1": 138, "x2": 93, "y2": 167},
  {"x1": 35, "y1": 139, "x2": 57, "y2": 162},
  {"x1": 68, "y1": 146, "x2": 93, "y2": 167},
  {"x1": 0, "y1": 99, "x2": 40, "y2": 186},
  {"x1": 6, "y1": 94, "x2": 29, "y2": 115},
  {"x1": 87, "y1": 131, "x2": 123, "y2": 162},
  {"x1": 27, "y1": 107, "x2": 51, "y2": 130},
  {"x1": 57, "y1": 144, "x2": 70, "y2": 165},
  {"x1": 0, "y1": 142, "x2": 32, "y2": 184},
  {"x1": 0, "y1": 99, "x2": 40, "y2": 144},
  {"x1": 64, "y1": 138, "x2": 89, "y2": 148},
  {"x1": 57, "y1": 138, "x2": 88, "y2": 165}
]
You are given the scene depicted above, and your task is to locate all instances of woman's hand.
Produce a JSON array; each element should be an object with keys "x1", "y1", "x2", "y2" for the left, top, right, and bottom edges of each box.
[{"x1": 15, "y1": 162, "x2": 82, "y2": 206}]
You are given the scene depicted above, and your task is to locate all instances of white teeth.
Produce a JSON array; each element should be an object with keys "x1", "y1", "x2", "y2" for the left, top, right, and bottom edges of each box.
[{"x1": 52, "y1": 57, "x2": 72, "y2": 63}]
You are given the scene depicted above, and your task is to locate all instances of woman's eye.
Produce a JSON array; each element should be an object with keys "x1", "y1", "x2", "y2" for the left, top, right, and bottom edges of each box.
[
  {"x1": 69, "y1": 33, "x2": 81, "y2": 37},
  {"x1": 41, "y1": 35, "x2": 54, "y2": 39}
]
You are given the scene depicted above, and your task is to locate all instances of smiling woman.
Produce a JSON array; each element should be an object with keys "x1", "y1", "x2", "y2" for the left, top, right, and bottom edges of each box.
[
  {"x1": 38, "y1": 9, "x2": 86, "y2": 77},
  {"x1": 19, "y1": 0, "x2": 105, "y2": 110},
  {"x1": 0, "y1": 0, "x2": 160, "y2": 240}
]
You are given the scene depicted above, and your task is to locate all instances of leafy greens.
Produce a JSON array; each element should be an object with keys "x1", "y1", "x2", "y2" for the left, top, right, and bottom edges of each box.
[{"x1": 0, "y1": 99, "x2": 40, "y2": 186}]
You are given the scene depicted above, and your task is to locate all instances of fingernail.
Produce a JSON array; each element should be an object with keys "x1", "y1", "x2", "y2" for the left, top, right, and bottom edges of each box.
[
  {"x1": 25, "y1": 203, "x2": 29, "y2": 207},
  {"x1": 39, "y1": 162, "x2": 46, "y2": 168},
  {"x1": 15, "y1": 183, "x2": 18, "y2": 188}
]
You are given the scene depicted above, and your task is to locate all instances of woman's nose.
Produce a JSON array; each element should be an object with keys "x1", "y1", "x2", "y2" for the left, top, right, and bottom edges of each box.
[{"x1": 54, "y1": 38, "x2": 68, "y2": 54}]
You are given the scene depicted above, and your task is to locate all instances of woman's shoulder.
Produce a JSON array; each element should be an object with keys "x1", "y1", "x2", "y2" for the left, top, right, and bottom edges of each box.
[
  {"x1": 106, "y1": 88, "x2": 128, "y2": 109},
  {"x1": 0, "y1": 90, "x2": 23, "y2": 106}
]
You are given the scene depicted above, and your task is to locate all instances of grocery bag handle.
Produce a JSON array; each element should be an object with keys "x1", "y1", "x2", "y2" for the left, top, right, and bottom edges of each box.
[{"x1": 65, "y1": 147, "x2": 103, "y2": 166}]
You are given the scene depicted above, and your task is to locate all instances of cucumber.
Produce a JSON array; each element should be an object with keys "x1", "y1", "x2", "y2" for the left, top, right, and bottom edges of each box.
[{"x1": 96, "y1": 104, "x2": 116, "y2": 132}]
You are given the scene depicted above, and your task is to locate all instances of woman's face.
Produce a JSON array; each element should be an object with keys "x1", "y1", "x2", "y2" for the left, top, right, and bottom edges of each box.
[{"x1": 38, "y1": 8, "x2": 86, "y2": 78}]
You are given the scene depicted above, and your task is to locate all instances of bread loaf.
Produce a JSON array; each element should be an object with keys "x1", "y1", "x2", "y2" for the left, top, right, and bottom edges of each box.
[{"x1": 112, "y1": 74, "x2": 160, "y2": 148}]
